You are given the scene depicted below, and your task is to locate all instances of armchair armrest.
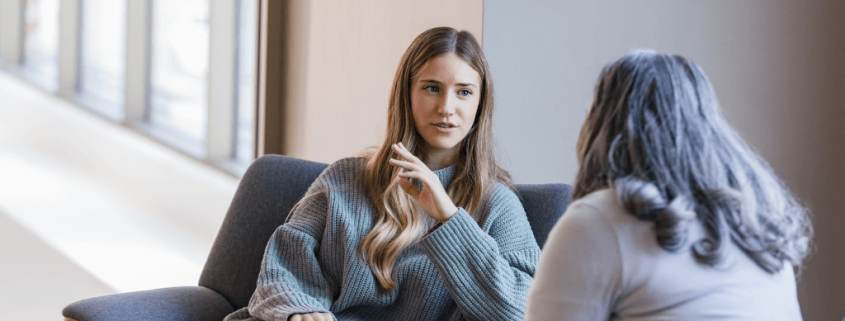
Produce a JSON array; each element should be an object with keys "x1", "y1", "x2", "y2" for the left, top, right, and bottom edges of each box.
[{"x1": 62, "y1": 286, "x2": 234, "y2": 321}]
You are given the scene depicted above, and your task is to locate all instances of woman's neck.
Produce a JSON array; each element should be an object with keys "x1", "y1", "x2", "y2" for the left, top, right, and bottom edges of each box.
[{"x1": 422, "y1": 145, "x2": 458, "y2": 171}]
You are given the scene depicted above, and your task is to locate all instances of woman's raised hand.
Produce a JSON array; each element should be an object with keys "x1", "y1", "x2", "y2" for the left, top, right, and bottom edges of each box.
[{"x1": 388, "y1": 142, "x2": 458, "y2": 222}]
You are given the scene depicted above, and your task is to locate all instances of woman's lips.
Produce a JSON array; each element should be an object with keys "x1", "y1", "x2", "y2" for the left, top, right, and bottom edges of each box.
[{"x1": 432, "y1": 123, "x2": 458, "y2": 133}]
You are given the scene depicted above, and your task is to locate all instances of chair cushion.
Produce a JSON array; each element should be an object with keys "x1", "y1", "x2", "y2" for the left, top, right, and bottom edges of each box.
[
  {"x1": 200, "y1": 155, "x2": 572, "y2": 310},
  {"x1": 62, "y1": 286, "x2": 233, "y2": 321},
  {"x1": 514, "y1": 184, "x2": 573, "y2": 249}
]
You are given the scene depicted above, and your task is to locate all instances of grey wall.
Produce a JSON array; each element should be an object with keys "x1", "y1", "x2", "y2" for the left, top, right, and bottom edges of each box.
[{"x1": 483, "y1": 1, "x2": 845, "y2": 320}]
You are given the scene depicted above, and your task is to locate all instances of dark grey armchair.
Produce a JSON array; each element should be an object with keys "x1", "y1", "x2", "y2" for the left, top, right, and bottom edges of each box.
[{"x1": 62, "y1": 155, "x2": 572, "y2": 321}]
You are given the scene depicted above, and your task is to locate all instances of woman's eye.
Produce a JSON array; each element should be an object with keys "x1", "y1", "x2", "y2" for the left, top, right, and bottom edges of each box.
[
  {"x1": 459, "y1": 89, "x2": 472, "y2": 97},
  {"x1": 424, "y1": 86, "x2": 439, "y2": 93}
]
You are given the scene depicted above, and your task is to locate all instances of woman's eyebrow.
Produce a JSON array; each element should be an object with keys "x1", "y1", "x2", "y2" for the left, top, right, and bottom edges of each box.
[{"x1": 420, "y1": 79, "x2": 477, "y2": 88}]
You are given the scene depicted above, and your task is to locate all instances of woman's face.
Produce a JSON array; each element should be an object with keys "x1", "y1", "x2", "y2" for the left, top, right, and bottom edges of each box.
[{"x1": 410, "y1": 53, "x2": 482, "y2": 158}]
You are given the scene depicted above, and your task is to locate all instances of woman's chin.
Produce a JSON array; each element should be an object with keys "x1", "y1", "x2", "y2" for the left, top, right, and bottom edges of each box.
[{"x1": 424, "y1": 141, "x2": 460, "y2": 153}]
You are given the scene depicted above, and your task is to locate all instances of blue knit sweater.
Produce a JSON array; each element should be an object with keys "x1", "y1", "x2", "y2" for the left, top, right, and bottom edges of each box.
[{"x1": 224, "y1": 157, "x2": 540, "y2": 321}]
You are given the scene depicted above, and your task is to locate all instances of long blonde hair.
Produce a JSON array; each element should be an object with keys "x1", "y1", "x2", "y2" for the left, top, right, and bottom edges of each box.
[{"x1": 359, "y1": 27, "x2": 512, "y2": 291}]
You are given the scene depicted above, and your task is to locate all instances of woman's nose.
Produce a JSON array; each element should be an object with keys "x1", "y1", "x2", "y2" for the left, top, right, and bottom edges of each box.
[{"x1": 437, "y1": 94, "x2": 456, "y2": 116}]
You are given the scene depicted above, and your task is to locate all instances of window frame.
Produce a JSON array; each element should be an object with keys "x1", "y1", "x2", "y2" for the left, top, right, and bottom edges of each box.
[{"x1": 0, "y1": 0, "x2": 258, "y2": 177}]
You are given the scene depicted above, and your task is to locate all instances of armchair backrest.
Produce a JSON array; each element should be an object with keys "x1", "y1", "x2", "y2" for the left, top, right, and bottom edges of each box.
[{"x1": 199, "y1": 155, "x2": 572, "y2": 310}]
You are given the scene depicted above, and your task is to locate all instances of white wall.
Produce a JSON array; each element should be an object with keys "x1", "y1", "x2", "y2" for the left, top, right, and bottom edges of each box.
[{"x1": 483, "y1": 1, "x2": 845, "y2": 320}]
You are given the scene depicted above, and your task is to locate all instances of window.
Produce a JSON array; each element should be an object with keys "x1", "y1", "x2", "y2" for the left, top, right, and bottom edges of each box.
[
  {"x1": 148, "y1": 0, "x2": 210, "y2": 155},
  {"x1": 235, "y1": 0, "x2": 258, "y2": 165},
  {"x1": 79, "y1": 0, "x2": 126, "y2": 120},
  {"x1": 0, "y1": 0, "x2": 257, "y2": 176},
  {"x1": 22, "y1": 0, "x2": 59, "y2": 91}
]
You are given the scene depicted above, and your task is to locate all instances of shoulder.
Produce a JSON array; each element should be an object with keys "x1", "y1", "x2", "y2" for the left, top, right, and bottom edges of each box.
[
  {"x1": 563, "y1": 189, "x2": 639, "y2": 229},
  {"x1": 546, "y1": 188, "x2": 655, "y2": 272},
  {"x1": 313, "y1": 156, "x2": 368, "y2": 189},
  {"x1": 477, "y1": 183, "x2": 539, "y2": 250},
  {"x1": 542, "y1": 189, "x2": 627, "y2": 274},
  {"x1": 476, "y1": 183, "x2": 525, "y2": 225},
  {"x1": 288, "y1": 157, "x2": 369, "y2": 232},
  {"x1": 547, "y1": 189, "x2": 628, "y2": 250},
  {"x1": 528, "y1": 189, "x2": 625, "y2": 320},
  {"x1": 488, "y1": 183, "x2": 523, "y2": 210},
  {"x1": 324, "y1": 156, "x2": 367, "y2": 175}
]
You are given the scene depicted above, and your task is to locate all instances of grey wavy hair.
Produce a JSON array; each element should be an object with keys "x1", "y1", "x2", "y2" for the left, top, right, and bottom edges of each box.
[{"x1": 573, "y1": 49, "x2": 813, "y2": 273}]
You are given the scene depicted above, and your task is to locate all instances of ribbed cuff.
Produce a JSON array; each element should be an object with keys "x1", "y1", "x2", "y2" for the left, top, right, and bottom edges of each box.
[
  {"x1": 278, "y1": 293, "x2": 327, "y2": 315},
  {"x1": 419, "y1": 208, "x2": 499, "y2": 266},
  {"x1": 251, "y1": 286, "x2": 334, "y2": 321}
]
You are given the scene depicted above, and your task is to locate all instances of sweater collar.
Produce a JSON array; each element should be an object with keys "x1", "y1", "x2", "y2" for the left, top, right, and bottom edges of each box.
[{"x1": 432, "y1": 163, "x2": 457, "y2": 190}]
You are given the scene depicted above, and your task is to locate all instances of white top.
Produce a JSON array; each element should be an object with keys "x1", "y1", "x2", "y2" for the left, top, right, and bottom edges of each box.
[{"x1": 525, "y1": 189, "x2": 802, "y2": 321}]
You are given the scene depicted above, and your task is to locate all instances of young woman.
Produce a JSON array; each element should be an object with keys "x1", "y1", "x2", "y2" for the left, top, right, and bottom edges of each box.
[
  {"x1": 225, "y1": 27, "x2": 539, "y2": 321},
  {"x1": 525, "y1": 50, "x2": 813, "y2": 320}
]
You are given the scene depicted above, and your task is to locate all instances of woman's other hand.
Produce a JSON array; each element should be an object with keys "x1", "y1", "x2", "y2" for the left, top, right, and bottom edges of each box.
[
  {"x1": 388, "y1": 142, "x2": 459, "y2": 222},
  {"x1": 289, "y1": 312, "x2": 334, "y2": 321}
]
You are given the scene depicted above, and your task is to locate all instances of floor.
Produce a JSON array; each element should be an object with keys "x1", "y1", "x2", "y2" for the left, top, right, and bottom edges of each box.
[
  {"x1": 0, "y1": 208, "x2": 113, "y2": 320},
  {"x1": 0, "y1": 72, "x2": 240, "y2": 317}
]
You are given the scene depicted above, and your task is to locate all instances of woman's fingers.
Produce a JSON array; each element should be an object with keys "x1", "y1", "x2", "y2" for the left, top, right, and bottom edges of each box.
[
  {"x1": 390, "y1": 159, "x2": 434, "y2": 184},
  {"x1": 389, "y1": 149, "x2": 437, "y2": 188},
  {"x1": 396, "y1": 177, "x2": 421, "y2": 198},
  {"x1": 397, "y1": 169, "x2": 426, "y2": 181},
  {"x1": 392, "y1": 143, "x2": 426, "y2": 166},
  {"x1": 386, "y1": 142, "x2": 458, "y2": 222},
  {"x1": 388, "y1": 158, "x2": 423, "y2": 173},
  {"x1": 396, "y1": 165, "x2": 438, "y2": 189}
]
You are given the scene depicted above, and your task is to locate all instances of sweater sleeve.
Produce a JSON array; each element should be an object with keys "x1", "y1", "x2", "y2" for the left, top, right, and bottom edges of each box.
[
  {"x1": 418, "y1": 186, "x2": 541, "y2": 321},
  {"x1": 524, "y1": 200, "x2": 622, "y2": 321},
  {"x1": 245, "y1": 180, "x2": 338, "y2": 321}
]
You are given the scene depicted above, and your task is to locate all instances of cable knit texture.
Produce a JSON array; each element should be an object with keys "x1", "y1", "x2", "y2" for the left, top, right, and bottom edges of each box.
[{"x1": 223, "y1": 157, "x2": 540, "y2": 321}]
